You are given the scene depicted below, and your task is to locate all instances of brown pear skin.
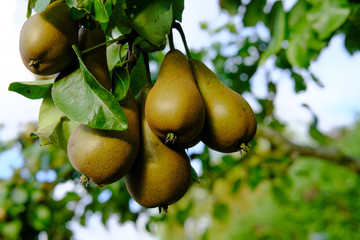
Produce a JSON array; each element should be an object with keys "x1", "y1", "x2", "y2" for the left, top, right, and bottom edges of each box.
[
  {"x1": 19, "y1": 1, "x2": 78, "y2": 76},
  {"x1": 67, "y1": 90, "x2": 140, "y2": 186},
  {"x1": 125, "y1": 85, "x2": 192, "y2": 212},
  {"x1": 78, "y1": 26, "x2": 112, "y2": 91},
  {"x1": 145, "y1": 49, "x2": 205, "y2": 144},
  {"x1": 189, "y1": 59, "x2": 257, "y2": 153}
]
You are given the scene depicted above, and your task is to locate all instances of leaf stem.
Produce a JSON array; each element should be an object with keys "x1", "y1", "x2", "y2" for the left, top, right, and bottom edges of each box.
[
  {"x1": 142, "y1": 52, "x2": 153, "y2": 85},
  {"x1": 168, "y1": 28, "x2": 175, "y2": 51},
  {"x1": 80, "y1": 34, "x2": 128, "y2": 55},
  {"x1": 173, "y1": 21, "x2": 192, "y2": 59}
]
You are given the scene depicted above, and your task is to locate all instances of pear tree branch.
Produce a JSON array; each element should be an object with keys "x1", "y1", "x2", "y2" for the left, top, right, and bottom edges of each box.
[{"x1": 257, "y1": 125, "x2": 360, "y2": 174}]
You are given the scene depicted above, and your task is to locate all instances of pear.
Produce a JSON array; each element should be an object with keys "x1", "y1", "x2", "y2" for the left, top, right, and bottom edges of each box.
[
  {"x1": 125, "y1": 85, "x2": 192, "y2": 213},
  {"x1": 189, "y1": 59, "x2": 257, "y2": 153},
  {"x1": 19, "y1": 1, "x2": 78, "y2": 76},
  {"x1": 145, "y1": 49, "x2": 205, "y2": 144},
  {"x1": 67, "y1": 90, "x2": 140, "y2": 186},
  {"x1": 78, "y1": 26, "x2": 112, "y2": 91}
]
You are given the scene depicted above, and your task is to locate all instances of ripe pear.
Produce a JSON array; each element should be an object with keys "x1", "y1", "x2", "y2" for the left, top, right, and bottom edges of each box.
[
  {"x1": 189, "y1": 59, "x2": 257, "y2": 153},
  {"x1": 125, "y1": 85, "x2": 192, "y2": 213},
  {"x1": 67, "y1": 90, "x2": 140, "y2": 186},
  {"x1": 19, "y1": 1, "x2": 78, "y2": 76},
  {"x1": 78, "y1": 26, "x2": 111, "y2": 91},
  {"x1": 145, "y1": 49, "x2": 205, "y2": 144}
]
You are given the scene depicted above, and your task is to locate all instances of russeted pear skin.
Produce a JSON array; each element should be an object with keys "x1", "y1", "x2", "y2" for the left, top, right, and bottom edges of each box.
[
  {"x1": 67, "y1": 91, "x2": 140, "y2": 186},
  {"x1": 78, "y1": 26, "x2": 111, "y2": 91},
  {"x1": 145, "y1": 49, "x2": 205, "y2": 144},
  {"x1": 19, "y1": 1, "x2": 78, "y2": 76},
  {"x1": 189, "y1": 59, "x2": 257, "y2": 153},
  {"x1": 125, "y1": 85, "x2": 192, "y2": 210}
]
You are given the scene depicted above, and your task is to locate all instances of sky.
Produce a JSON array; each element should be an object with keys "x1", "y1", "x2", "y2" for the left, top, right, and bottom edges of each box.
[{"x1": 1, "y1": 0, "x2": 360, "y2": 239}]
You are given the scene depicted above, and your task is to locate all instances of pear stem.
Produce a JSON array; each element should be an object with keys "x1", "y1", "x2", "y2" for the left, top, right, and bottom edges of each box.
[
  {"x1": 142, "y1": 51, "x2": 153, "y2": 85},
  {"x1": 168, "y1": 28, "x2": 175, "y2": 51},
  {"x1": 173, "y1": 21, "x2": 192, "y2": 59}
]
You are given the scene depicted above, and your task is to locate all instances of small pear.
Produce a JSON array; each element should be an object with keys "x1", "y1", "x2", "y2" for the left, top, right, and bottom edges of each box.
[
  {"x1": 145, "y1": 49, "x2": 205, "y2": 144},
  {"x1": 78, "y1": 26, "x2": 111, "y2": 91},
  {"x1": 125, "y1": 85, "x2": 192, "y2": 212},
  {"x1": 67, "y1": 90, "x2": 140, "y2": 186},
  {"x1": 189, "y1": 59, "x2": 257, "y2": 153},
  {"x1": 19, "y1": 1, "x2": 78, "y2": 76}
]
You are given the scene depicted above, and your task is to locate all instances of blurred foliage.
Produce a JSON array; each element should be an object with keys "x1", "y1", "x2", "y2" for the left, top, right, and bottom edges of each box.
[
  {"x1": 153, "y1": 122, "x2": 360, "y2": 239},
  {"x1": 1, "y1": 120, "x2": 360, "y2": 239},
  {"x1": 2, "y1": 0, "x2": 360, "y2": 239}
]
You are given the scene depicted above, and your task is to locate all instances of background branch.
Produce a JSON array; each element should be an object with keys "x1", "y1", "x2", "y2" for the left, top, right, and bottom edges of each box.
[{"x1": 257, "y1": 125, "x2": 360, "y2": 174}]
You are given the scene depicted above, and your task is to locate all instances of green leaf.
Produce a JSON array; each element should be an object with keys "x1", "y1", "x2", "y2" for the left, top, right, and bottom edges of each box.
[
  {"x1": 33, "y1": 91, "x2": 79, "y2": 151},
  {"x1": 31, "y1": 205, "x2": 51, "y2": 230},
  {"x1": 27, "y1": 0, "x2": 36, "y2": 18},
  {"x1": 243, "y1": 0, "x2": 266, "y2": 27},
  {"x1": 344, "y1": 22, "x2": 360, "y2": 54},
  {"x1": 52, "y1": 45, "x2": 128, "y2": 131},
  {"x1": 8, "y1": 79, "x2": 54, "y2": 99},
  {"x1": 310, "y1": 72, "x2": 324, "y2": 87},
  {"x1": 34, "y1": 0, "x2": 50, "y2": 13},
  {"x1": 172, "y1": 0, "x2": 184, "y2": 22},
  {"x1": 268, "y1": 81, "x2": 277, "y2": 94},
  {"x1": 309, "y1": 122, "x2": 328, "y2": 145},
  {"x1": 247, "y1": 165, "x2": 263, "y2": 189},
  {"x1": 219, "y1": 0, "x2": 241, "y2": 15},
  {"x1": 231, "y1": 178, "x2": 242, "y2": 194},
  {"x1": 106, "y1": 0, "x2": 132, "y2": 35},
  {"x1": 77, "y1": 0, "x2": 93, "y2": 11},
  {"x1": 280, "y1": 175, "x2": 292, "y2": 188},
  {"x1": 288, "y1": 0, "x2": 308, "y2": 29},
  {"x1": 129, "y1": 54, "x2": 148, "y2": 96},
  {"x1": 291, "y1": 72, "x2": 306, "y2": 93},
  {"x1": 191, "y1": 166, "x2": 200, "y2": 184},
  {"x1": 302, "y1": 103, "x2": 329, "y2": 145},
  {"x1": 222, "y1": 155, "x2": 236, "y2": 167},
  {"x1": 34, "y1": 91, "x2": 65, "y2": 141},
  {"x1": 286, "y1": 23, "x2": 311, "y2": 68},
  {"x1": 213, "y1": 202, "x2": 229, "y2": 221},
  {"x1": 65, "y1": 0, "x2": 78, "y2": 7},
  {"x1": 286, "y1": 0, "x2": 323, "y2": 68},
  {"x1": 307, "y1": 0, "x2": 350, "y2": 40},
  {"x1": 112, "y1": 66, "x2": 130, "y2": 101},
  {"x1": 94, "y1": 0, "x2": 109, "y2": 23},
  {"x1": 133, "y1": 36, "x2": 166, "y2": 53},
  {"x1": 126, "y1": 0, "x2": 173, "y2": 47},
  {"x1": 68, "y1": 7, "x2": 87, "y2": 20},
  {"x1": 271, "y1": 185, "x2": 288, "y2": 204},
  {"x1": 259, "y1": 2, "x2": 285, "y2": 64}
]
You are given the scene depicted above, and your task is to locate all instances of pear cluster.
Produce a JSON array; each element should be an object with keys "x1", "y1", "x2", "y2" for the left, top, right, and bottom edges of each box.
[
  {"x1": 18, "y1": 1, "x2": 256, "y2": 213},
  {"x1": 126, "y1": 49, "x2": 257, "y2": 212},
  {"x1": 145, "y1": 49, "x2": 257, "y2": 154}
]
